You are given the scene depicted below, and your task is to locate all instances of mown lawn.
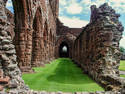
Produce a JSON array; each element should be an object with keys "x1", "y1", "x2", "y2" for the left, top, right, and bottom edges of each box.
[
  {"x1": 22, "y1": 58, "x2": 104, "y2": 92},
  {"x1": 119, "y1": 60, "x2": 125, "y2": 78},
  {"x1": 120, "y1": 75, "x2": 125, "y2": 78},
  {"x1": 119, "y1": 60, "x2": 125, "y2": 71}
]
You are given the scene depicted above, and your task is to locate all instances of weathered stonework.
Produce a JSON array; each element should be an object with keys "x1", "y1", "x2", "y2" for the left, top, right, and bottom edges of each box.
[
  {"x1": 10, "y1": 0, "x2": 57, "y2": 72},
  {"x1": 5, "y1": 8, "x2": 14, "y2": 40},
  {"x1": 0, "y1": 0, "x2": 125, "y2": 93},
  {"x1": 72, "y1": 3, "x2": 125, "y2": 91},
  {"x1": 0, "y1": 0, "x2": 27, "y2": 92}
]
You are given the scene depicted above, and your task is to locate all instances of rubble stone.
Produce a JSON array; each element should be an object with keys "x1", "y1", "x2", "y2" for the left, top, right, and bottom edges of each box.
[{"x1": 72, "y1": 3, "x2": 125, "y2": 92}]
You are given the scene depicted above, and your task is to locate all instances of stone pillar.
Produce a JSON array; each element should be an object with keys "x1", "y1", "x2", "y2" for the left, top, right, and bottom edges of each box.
[{"x1": 14, "y1": 27, "x2": 32, "y2": 72}]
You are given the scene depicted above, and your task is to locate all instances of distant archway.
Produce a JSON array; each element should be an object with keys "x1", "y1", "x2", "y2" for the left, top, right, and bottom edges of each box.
[{"x1": 59, "y1": 42, "x2": 69, "y2": 57}]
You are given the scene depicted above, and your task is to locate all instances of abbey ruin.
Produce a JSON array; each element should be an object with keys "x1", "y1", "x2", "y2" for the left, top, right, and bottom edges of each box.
[{"x1": 0, "y1": 0, "x2": 125, "y2": 93}]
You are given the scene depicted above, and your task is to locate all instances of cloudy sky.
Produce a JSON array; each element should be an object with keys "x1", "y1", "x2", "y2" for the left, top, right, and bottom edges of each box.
[{"x1": 6, "y1": 0, "x2": 125, "y2": 48}]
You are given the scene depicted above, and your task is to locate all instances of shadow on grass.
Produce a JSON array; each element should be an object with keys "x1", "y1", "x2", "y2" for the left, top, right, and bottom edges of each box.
[{"x1": 47, "y1": 58, "x2": 94, "y2": 85}]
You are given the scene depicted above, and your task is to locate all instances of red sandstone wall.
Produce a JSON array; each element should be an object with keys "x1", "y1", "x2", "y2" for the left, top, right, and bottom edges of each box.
[{"x1": 11, "y1": 0, "x2": 58, "y2": 72}]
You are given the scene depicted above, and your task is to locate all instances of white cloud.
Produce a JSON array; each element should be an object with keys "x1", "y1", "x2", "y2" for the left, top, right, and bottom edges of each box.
[
  {"x1": 59, "y1": 0, "x2": 67, "y2": 6},
  {"x1": 80, "y1": 0, "x2": 108, "y2": 14},
  {"x1": 66, "y1": 3, "x2": 83, "y2": 14},
  {"x1": 60, "y1": 0, "x2": 83, "y2": 14},
  {"x1": 59, "y1": 16, "x2": 89, "y2": 28},
  {"x1": 108, "y1": 0, "x2": 125, "y2": 13},
  {"x1": 6, "y1": 0, "x2": 12, "y2": 7},
  {"x1": 120, "y1": 35, "x2": 125, "y2": 48},
  {"x1": 109, "y1": 0, "x2": 125, "y2": 4},
  {"x1": 80, "y1": 0, "x2": 125, "y2": 14}
]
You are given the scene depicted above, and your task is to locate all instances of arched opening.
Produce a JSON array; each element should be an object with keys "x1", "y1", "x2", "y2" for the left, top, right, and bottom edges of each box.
[
  {"x1": 59, "y1": 42, "x2": 69, "y2": 57},
  {"x1": 32, "y1": 7, "x2": 43, "y2": 66}
]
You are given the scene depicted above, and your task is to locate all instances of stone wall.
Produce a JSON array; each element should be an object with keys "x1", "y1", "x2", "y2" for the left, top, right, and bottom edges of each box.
[
  {"x1": 5, "y1": 0, "x2": 58, "y2": 72},
  {"x1": 0, "y1": 0, "x2": 27, "y2": 91},
  {"x1": 72, "y1": 3, "x2": 124, "y2": 91},
  {"x1": 5, "y1": 8, "x2": 15, "y2": 40}
]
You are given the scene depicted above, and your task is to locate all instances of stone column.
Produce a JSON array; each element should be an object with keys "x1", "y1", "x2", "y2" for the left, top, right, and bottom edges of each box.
[{"x1": 14, "y1": 27, "x2": 32, "y2": 72}]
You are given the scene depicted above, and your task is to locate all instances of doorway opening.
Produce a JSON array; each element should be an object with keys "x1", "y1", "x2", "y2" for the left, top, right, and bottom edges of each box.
[{"x1": 59, "y1": 42, "x2": 69, "y2": 57}]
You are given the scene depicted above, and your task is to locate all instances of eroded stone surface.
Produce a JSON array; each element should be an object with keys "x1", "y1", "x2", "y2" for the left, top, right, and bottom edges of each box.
[{"x1": 72, "y1": 3, "x2": 124, "y2": 91}]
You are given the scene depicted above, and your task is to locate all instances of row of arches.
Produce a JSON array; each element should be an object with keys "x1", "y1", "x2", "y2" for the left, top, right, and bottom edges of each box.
[
  {"x1": 5, "y1": 0, "x2": 56, "y2": 71},
  {"x1": 30, "y1": 8, "x2": 56, "y2": 67}
]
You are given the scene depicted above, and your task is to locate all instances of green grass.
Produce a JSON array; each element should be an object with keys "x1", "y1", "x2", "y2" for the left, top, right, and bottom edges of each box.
[
  {"x1": 22, "y1": 58, "x2": 104, "y2": 92},
  {"x1": 119, "y1": 61, "x2": 125, "y2": 78},
  {"x1": 120, "y1": 75, "x2": 125, "y2": 78},
  {"x1": 119, "y1": 60, "x2": 125, "y2": 71}
]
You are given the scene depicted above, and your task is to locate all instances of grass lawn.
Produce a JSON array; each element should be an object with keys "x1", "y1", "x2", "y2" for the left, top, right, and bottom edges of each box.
[
  {"x1": 22, "y1": 58, "x2": 104, "y2": 92},
  {"x1": 120, "y1": 75, "x2": 125, "y2": 78},
  {"x1": 119, "y1": 60, "x2": 125, "y2": 71}
]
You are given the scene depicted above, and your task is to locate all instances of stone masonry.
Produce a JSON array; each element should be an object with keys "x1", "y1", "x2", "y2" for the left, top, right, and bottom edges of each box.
[
  {"x1": 9, "y1": 0, "x2": 57, "y2": 72},
  {"x1": 0, "y1": 0, "x2": 27, "y2": 92},
  {"x1": 0, "y1": 0, "x2": 125, "y2": 93},
  {"x1": 72, "y1": 3, "x2": 125, "y2": 91}
]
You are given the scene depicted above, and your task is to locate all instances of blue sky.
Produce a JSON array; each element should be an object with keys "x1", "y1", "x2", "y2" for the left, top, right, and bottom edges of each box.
[{"x1": 6, "y1": 0, "x2": 125, "y2": 48}]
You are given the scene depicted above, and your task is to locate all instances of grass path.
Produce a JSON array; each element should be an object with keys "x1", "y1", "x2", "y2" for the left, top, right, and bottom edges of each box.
[
  {"x1": 119, "y1": 60, "x2": 125, "y2": 71},
  {"x1": 22, "y1": 58, "x2": 104, "y2": 92},
  {"x1": 119, "y1": 60, "x2": 125, "y2": 78}
]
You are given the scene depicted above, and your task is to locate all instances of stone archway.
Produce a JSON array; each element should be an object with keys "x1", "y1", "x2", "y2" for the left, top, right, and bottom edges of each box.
[
  {"x1": 32, "y1": 7, "x2": 43, "y2": 67},
  {"x1": 55, "y1": 33, "x2": 76, "y2": 58},
  {"x1": 59, "y1": 41, "x2": 69, "y2": 57}
]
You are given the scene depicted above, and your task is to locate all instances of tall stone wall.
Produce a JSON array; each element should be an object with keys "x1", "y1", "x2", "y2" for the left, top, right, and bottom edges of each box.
[
  {"x1": 0, "y1": 0, "x2": 27, "y2": 92},
  {"x1": 5, "y1": 0, "x2": 58, "y2": 72},
  {"x1": 72, "y1": 3, "x2": 124, "y2": 91}
]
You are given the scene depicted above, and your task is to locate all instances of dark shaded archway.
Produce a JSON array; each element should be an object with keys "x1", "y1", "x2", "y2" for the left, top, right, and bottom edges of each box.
[{"x1": 59, "y1": 42, "x2": 69, "y2": 57}]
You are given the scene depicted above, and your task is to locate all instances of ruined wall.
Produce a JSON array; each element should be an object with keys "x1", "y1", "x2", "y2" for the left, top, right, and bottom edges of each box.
[
  {"x1": 72, "y1": 3, "x2": 124, "y2": 90},
  {"x1": 0, "y1": 0, "x2": 27, "y2": 92},
  {"x1": 5, "y1": 8, "x2": 15, "y2": 40},
  {"x1": 49, "y1": 0, "x2": 59, "y2": 19},
  {"x1": 8, "y1": 0, "x2": 58, "y2": 72}
]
